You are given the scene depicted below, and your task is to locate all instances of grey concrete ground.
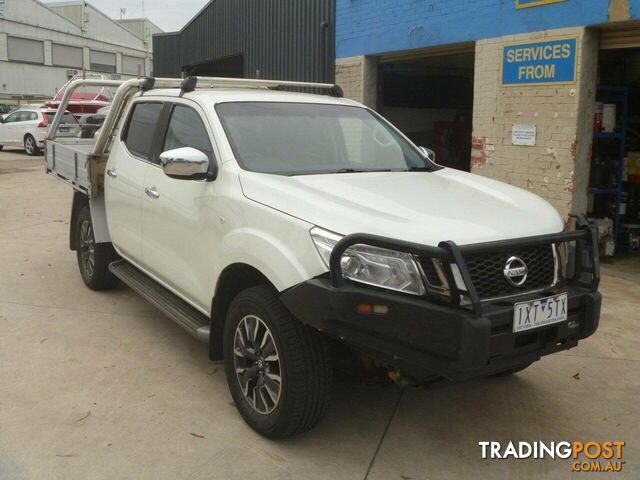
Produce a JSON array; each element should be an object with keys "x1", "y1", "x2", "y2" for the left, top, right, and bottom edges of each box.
[{"x1": 0, "y1": 148, "x2": 638, "y2": 480}]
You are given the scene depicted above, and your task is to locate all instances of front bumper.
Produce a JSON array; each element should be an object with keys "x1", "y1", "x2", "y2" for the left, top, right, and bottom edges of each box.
[
  {"x1": 281, "y1": 215, "x2": 601, "y2": 381},
  {"x1": 281, "y1": 278, "x2": 601, "y2": 381}
]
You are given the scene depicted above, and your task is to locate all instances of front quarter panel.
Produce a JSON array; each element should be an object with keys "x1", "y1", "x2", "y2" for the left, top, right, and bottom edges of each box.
[{"x1": 213, "y1": 192, "x2": 327, "y2": 296}]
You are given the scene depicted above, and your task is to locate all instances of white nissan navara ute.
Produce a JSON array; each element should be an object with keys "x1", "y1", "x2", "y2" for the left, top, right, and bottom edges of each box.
[{"x1": 45, "y1": 76, "x2": 601, "y2": 438}]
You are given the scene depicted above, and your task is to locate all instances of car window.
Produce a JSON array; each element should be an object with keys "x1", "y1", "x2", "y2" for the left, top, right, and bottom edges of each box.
[
  {"x1": 27, "y1": 112, "x2": 38, "y2": 121},
  {"x1": 123, "y1": 102, "x2": 163, "y2": 160},
  {"x1": 216, "y1": 102, "x2": 428, "y2": 175},
  {"x1": 44, "y1": 112, "x2": 78, "y2": 125},
  {"x1": 162, "y1": 105, "x2": 214, "y2": 165},
  {"x1": 3, "y1": 112, "x2": 19, "y2": 123}
]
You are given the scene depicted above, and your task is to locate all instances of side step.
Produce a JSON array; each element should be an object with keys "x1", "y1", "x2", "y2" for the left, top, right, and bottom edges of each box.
[{"x1": 109, "y1": 260, "x2": 210, "y2": 343}]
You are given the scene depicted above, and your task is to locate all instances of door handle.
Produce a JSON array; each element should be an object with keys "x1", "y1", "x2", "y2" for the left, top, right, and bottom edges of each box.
[
  {"x1": 144, "y1": 185, "x2": 160, "y2": 199},
  {"x1": 106, "y1": 169, "x2": 118, "y2": 178}
]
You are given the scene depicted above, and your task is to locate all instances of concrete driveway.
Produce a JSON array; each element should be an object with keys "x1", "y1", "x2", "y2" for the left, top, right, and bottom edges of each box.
[{"x1": 0, "y1": 148, "x2": 638, "y2": 480}]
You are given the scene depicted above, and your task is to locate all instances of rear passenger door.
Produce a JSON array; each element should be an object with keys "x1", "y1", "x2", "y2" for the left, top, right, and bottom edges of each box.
[
  {"x1": 105, "y1": 101, "x2": 164, "y2": 263},
  {"x1": 141, "y1": 101, "x2": 218, "y2": 309}
]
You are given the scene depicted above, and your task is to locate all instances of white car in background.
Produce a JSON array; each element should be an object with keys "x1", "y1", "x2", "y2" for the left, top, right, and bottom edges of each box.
[{"x1": 0, "y1": 107, "x2": 80, "y2": 155}]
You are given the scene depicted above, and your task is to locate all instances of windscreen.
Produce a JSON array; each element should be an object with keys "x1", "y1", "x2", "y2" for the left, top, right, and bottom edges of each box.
[
  {"x1": 215, "y1": 102, "x2": 432, "y2": 175},
  {"x1": 45, "y1": 112, "x2": 78, "y2": 125}
]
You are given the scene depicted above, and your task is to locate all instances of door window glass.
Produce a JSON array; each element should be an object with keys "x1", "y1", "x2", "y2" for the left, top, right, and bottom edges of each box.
[
  {"x1": 162, "y1": 105, "x2": 214, "y2": 164},
  {"x1": 3, "y1": 112, "x2": 19, "y2": 123},
  {"x1": 123, "y1": 102, "x2": 163, "y2": 160}
]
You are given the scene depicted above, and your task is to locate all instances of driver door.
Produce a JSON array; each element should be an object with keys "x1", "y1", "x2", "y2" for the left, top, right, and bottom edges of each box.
[{"x1": 142, "y1": 100, "x2": 219, "y2": 310}]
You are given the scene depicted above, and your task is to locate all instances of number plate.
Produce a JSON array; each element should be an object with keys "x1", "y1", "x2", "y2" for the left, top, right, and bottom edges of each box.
[
  {"x1": 513, "y1": 293, "x2": 568, "y2": 333},
  {"x1": 59, "y1": 127, "x2": 69, "y2": 132}
]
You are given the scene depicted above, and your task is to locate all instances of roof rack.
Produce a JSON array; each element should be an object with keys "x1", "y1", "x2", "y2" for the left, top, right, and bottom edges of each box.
[
  {"x1": 46, "y1": 76, "x2": 345, "y2": 157},
  {"x1": 179, "y1": 76, "x2": 343, "y2": 97}
]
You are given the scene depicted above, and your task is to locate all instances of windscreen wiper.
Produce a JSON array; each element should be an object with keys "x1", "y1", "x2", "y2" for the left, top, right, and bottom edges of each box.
[
  {"x1": 333, "y1": 168, "x2": 392, "y2": 174},
  {"x1": 405, "y1": 166, "x2": 434, "y2": 172}
]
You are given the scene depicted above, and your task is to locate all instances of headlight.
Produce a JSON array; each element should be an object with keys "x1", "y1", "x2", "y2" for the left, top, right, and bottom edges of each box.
[{"x1": 310, "y1": 227, "x2": 426, "y2": 296}]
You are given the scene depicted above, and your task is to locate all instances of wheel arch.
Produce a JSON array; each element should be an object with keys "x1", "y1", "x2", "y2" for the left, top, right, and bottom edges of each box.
[
  {"x1": 69, "y1": 192, "x2": 111, "y2": 250},
  {"x1": 209, "y1": 263, "x2": 275, "y2": 360},
  {"x1": 69, "y1": 191, "x2": 89, "y2": 250}
]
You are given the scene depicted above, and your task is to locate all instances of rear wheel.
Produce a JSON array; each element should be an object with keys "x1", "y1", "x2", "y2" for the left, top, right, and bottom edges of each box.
[
  {"x1": 24, "y1": 135, "x2": 40, "y2": 156},
  {"x1": 224, "y1": 285, "x2": 331, "y2": 438},
  {"x1": 0, "y1": 145, "x2": 4, "y2": 151},
  {"x1": 75, "y1": 206, "x2": 119, "y2": 290}
]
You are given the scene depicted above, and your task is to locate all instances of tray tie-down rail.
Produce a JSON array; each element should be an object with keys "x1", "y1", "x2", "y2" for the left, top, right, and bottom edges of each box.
[{"x1": 329, "y1": 214, "x2": 599, "y2": 317}]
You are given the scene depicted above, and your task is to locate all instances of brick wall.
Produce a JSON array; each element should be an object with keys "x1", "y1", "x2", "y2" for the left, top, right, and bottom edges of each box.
[
  {"x1": 335, "y1": 55, "x2": 377, "y2": 108},
  {"x1": 471, "y1": 27, "x2": 597, "y2": 222},
  {"x1": 335, "y1": 56, "x2": 364, "y2": 103}
]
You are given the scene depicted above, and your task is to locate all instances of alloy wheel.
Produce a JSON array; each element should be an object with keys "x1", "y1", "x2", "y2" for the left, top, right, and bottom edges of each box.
[
  {"x1": 79, "y1": 219, "x2": 96, "y2": 277},
  {"x1": 25, "y1": 137, "x2": 34, "y2": 154},
  {"x1": 233, "y1": 315, "x2": 282, "y2": 415}
]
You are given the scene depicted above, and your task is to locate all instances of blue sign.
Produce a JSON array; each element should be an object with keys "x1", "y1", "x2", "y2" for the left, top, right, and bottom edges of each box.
[{"x1": 502, "y1": 38, "x2": 577, "y2": 86}]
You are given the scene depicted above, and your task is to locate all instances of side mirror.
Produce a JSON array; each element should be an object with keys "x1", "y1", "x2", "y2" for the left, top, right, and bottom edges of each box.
[
  {"x1": 419, "y1": 146, "x2": 436, "y2": 163},
  {"x1": 160, "y1": 147, "x2": 212, "y2": 180}
]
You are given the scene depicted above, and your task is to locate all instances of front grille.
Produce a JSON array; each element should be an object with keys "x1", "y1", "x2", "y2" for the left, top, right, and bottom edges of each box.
[
  {"x1": 419, "y1": 257, "x2": 443, "y2": 287},
  {"x1": 463, "y1": 245, "x2": 556, "y2": 299}
]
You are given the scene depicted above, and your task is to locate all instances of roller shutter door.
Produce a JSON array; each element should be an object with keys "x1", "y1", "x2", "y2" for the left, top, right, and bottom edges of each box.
[
  {"x1": 7, "y1": 37, "x2": 44, "y2": 64},
  {"x1": 122, "y1": 55, "x2": 145, "y2": 75},
  {"x1": 90, "y1": 50, "x2": 116, "y2": 73},
  {"x1": 378, "y1": 42, "x2": 475, "y2": 64},
  {"x1": 52, "y1": 44, "x2": 83, "y2": 68},
  {"x1": 600, "y1": 22, "x2": 640, "y2": 50}
]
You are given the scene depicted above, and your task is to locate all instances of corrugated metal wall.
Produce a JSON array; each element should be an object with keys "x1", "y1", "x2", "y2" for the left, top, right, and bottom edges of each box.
[
  {"x1": 152, "y1": 0, "x2": 335, "y2": 82},
  {"x1": 154, "y1": 33, "x2": 182, "y2": 77}
]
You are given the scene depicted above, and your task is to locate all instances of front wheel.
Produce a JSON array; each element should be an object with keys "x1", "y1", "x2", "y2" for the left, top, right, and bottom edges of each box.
[
  {"x1": 75, "y1": 206, "x2": 119, "y2": 290},
  {"x1": 24, "y1": 135, "x2": 40, "y2": 156},
  {"x1": 224, "y1": 285, "x2": 332, "y2": 438}
]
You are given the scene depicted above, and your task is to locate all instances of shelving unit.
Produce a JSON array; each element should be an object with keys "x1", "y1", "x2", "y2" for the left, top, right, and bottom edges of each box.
[{"x1": 589, "y1": 85, "x2": 629, "y2": 246}]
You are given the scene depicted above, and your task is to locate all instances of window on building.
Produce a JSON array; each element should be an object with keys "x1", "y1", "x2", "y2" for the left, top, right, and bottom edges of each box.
[
  {"x1": 90, "y1": 50, "x2": 116, "y2": 73},
  {"x1": 123, "y1": 102, "x2": 163, "y2": 160},
  {"x1": 163, "y1": 105, "x2": 214, "y2": 163},
  {"x1": 52, "y1": 44, "x2": 83, "y2": 68},
  {"x1": 7, "y1": 37, "x2": 44, "y2": 64},
  {"x1": 122, "y1": 55, "x2": 145, "y2": 76}
]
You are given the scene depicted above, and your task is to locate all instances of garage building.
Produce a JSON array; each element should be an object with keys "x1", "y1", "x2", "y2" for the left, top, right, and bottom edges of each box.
[
  {"x1": 336, "y1": 0, "x2": 640, "y2": 255},
  {"x1": 0, "y1": 0, "x2": 160, "y2": 102}
]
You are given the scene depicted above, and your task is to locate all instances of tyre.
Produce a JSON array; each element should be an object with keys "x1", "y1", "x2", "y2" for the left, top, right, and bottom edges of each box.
[
  {"x1": 224, "y1": 285, "x2": 331, "y2": 438},
  {"x1": 24, "y1": 135, "x2": 40, "y2": 156},
  {"x1": 0, "y1": 145, "x2": 4, "y2": 152},
  {"x1": 489, "y1": 362, "x2": 532, "y2": 377},
  {"x1": 75, "y1": 206, "x2": 119, "y2": 290}
]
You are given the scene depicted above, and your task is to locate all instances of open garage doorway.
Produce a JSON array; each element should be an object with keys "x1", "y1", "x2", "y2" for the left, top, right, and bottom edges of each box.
[
  {"x1": 378, "y1": 45, "x2": 475, "y2": 171},
  {"x1": 184, "y1": 54, "x2": 244, "y2": 78}
]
